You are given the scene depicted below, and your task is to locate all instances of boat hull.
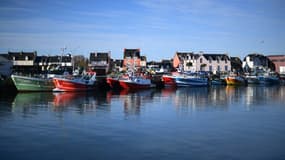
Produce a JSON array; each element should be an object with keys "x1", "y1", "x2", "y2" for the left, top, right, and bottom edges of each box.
[
  {"x1": 161, "y1": 75, "x2": 176, "y2": 87},
  {"x1": 258, "y1": 77, "x2": 280, "y2": 85},
  {"x1": 225, "y1": 77, "x2": 246, "y2": 85},
  {"x1": 53, "y1": 78, "x2": 96, "y2": 92},
  {"x1": 11, "y1": 75, "x2": 54, "y2": 92},
  {"x1": 175, "y1": 77, "x2": 208, "y2": 87},
  {"x1": 119, "y1": 80, "x2": 151, "y2": 90},
  {"x1": 106, "y1": 77, "x2": 121, "y2": 89}
]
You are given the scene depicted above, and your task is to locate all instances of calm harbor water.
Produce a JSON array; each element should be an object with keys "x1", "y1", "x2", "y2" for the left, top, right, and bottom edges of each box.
[{"x1": 1, "y1": 86, "x2": 285, "y2": 160}]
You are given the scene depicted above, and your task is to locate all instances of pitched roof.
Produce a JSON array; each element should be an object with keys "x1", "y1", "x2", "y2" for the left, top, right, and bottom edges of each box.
[
  {"x1": 124, "y1": 49, "x2": 140, "y2": 58},
  {"x1": 203, "y1": 54, "x2": 230, "y2": 61},
  {"x1": 140, "y1": 56, "x2": 146, "y2": 61},
  {"x1": 8, "y1": 51, "x2": 37, "y2": 60},
  {"x1": 90, "y1": 52, "x2": 110, "y2": 61}
]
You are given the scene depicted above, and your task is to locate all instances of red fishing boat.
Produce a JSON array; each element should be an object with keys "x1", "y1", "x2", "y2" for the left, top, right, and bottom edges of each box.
[
  {"x1": 53, "y1": 72, "x2": 97, "y2": 91},
  {"x1": 119, "y1": 75, "x2": 151, "y2": 90},
  {"x1": 106, "y1": 77, "x2": 120, "y2": 89},
  {"x1": 106, "y1": 74, "x2": 129, "y2": 89},
  {"x1": 161, "y1": 74, "x2": 176, "y2": 87}
]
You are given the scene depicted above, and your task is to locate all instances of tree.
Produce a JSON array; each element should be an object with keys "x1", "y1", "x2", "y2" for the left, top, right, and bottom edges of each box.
[
  {"x1": 201, "y1": 63, "x2": 207, "y2": 67},
  {"x1": 73, "y1": 55, "x2": 88, "y2": 71},
  {"x1": 186, "y1": 62, "x2": 193, "y2": 67}
]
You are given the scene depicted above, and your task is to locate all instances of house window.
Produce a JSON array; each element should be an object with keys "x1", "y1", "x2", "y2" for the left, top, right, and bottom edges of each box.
[
  {"x1": 200, "y1": 58, "x2": 203, "y2": 63},
  {"x1": 217, "y1": 66, "x2": 220, "y2": 71},
  {"x1": 209, "y1": 65, "x2": 212, "y2": 71},
  {"x1": 225, "y1": 65, "x2": 228, "y2": 71},
  {"x1": 209, "y1": 59, "x2": 212, "y2": 63},
  {"x1": 217, "y1": 58, "x2": 220, "y2": 63},
  {"x1": 225, "y1": 59, "x2": 228, "y2": 64},
  {"x1": 25, "y1": 56, "x2": 28, "y2": 60}
]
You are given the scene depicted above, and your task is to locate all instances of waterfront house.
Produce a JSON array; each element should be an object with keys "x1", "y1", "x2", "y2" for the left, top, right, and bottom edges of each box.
[
  {"x1": 201, "y1": 54, "x2": 231, "y2": 73},
  {"x1": 111, "y1": 59, "x2": 124, "y2": 72},
  {"x1": 173, "y1": 52, "x2": 198, "y2": 72},
  {"x1": 123, "y1": 48, "x2": 141, "y2": 71},
  {"x1": 89, "y1": 52, "x2": 111, "y2": 75},
  {"x1": 46, "y1": 54, "x2": 72, "y2": 73},
  {"x1": 147, "y1": 59, "x2": 173, "y2": 74},
  {"x1": 267, "y1": 55, "x2": 285, "y2": 74},
  {"x1": 242, "y1": 53, "x2": 275, "y2": 72},
  {"x1": 140, "y1": 56, "x2": 147, "y2": 68},
  {"x1": 173, "y1": 51, "x2": 230, "y2": 73},
  {"x1": 35, "y1": 54, "x2": 73, "y2": 74},
  {"x1": 8, "y1": 51, "x2": 37, "y2": 74},
  {"x1": 161, "y1": 59, "x2": 174, "y2": 72},
  {"x1": 35, "y1": 55, "x2": 49, "y2": 73}
]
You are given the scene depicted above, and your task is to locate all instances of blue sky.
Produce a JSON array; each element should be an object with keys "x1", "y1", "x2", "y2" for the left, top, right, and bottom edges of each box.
[{"x1": 0, "y1": 0, "x2": 284, "y2": 60}]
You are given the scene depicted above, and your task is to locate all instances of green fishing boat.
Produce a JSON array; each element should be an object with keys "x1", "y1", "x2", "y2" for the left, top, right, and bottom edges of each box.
[{"x1": 11, "y1": 74, "x2": 55, "y2": 92}]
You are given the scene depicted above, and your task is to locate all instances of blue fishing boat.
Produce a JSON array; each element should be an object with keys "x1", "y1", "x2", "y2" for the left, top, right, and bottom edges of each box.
[{"x1": 174, "y1": 72, "x2": 209, "y2": 87}]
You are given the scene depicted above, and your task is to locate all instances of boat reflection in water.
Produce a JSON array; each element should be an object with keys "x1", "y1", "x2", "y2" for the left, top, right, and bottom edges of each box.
[
  {"x1": 9, "y1": 86, "x2": 285, "y2": 115},
  {"x1": 12, "y1": 92, "x2": 54, "y2": 114},
  {"x1": 52, "y1": 91, "x2": 110, "y2": 113},
  {"x1": 3, "y1": 86, "x2": 285, "y2": 160},
  {"x1": 158, "y1": 86, "x2": 230, "y2": 113},
  {"x1": 107, "y1": 89, "x2": 156, "y2": 116}
]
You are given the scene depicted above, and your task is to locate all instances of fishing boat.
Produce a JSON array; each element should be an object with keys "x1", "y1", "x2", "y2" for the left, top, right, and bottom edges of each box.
[
  {"x1": 119, "y1": 75, "x2": 151, "y2": 90},
  {"x1": 53, "y1": 72, "x2": 96, "y2": 91},
  {"x1": 11, "y1": 74, "x2": 55, "y2": 92},
  {"x1": 175, "y1": 73, "x2": 209, "y2": 87},
  {"x1": 225, "y1": 73, "x2": 246, "y2": 85},
  {"x1": 258, "y1": 72, "x2": 280, "y2": 85},
  {"x1": 107, "y1": 77, "x2": 121, "y2": 89},
  {"x1": 210, "y1": 74, "x2": 226, "y2": 85},
  {"x1": 245, "y1": 70, "x2": 280, "y2": 85},
  {"x1": 245, "y1": 75, "x2": 259, "y2": 84},
  {"x1": 162, "y1": 72, "x2": 208, "y2": 87},
  {"x1": 161, "y1": 74, "x2": 177, "y2": 87},
  {"x1": 106, "y1": 74, "x2": 129, "y2": 90}
]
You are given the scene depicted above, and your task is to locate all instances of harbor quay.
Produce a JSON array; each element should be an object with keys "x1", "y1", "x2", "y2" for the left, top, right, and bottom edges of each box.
[{"x1": 0, "y1": 49, "x2": 285, "y2": 92}]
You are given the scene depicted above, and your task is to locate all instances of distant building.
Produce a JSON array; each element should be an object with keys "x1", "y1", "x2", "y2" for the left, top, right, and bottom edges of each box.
[
  {"x1": 161, "y1": 59, "x2": 173, "y2": 72},
  {"x1": 173, "y1": 51, "x2": 230, "y2": 73},
  {"x1": 242, "y1": 53, "x2": 275, "y2": 72},
  {"x1": 110, "y1": 59, "x2": 124, "y2": 72},
  {"x1": 140, "y1": 56, "x2": 147, "y2": 68},
  {"x1": 267, "y1": 55, "x2": 285, "y2": 74},
  {"x1": 8, "y1": 51, "x2": 37, "y2": 73},
  {"x1": 89, "y1": 51, "x2": 111, "y2": 75},
  {"x1": 173, "y1": 52, "x2": 198, "y2": 72},
  {"x1": 35, "y1": 55, "x2": 49, "y2": 73},
  {"x1": 123, "y1": 49, "x2": 141, "y2": 70},
  {"x1": 147, "y1": 59, "x2": 173, "y2": 73},
  {"x1": 35, "y1": 54, "x2": 73, "y2": 73},
  {"x1": 202, "y1": 54, "x2": 231, "y2": 73}
]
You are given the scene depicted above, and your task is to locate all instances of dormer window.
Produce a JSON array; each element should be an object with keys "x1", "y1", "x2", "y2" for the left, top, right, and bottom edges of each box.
[
  {"x1": 25, "y1": 56, "x2": 28, "y2": 60},
  {"x1": 200, "y1": 58, "x2": 203, "y2": 63}
]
